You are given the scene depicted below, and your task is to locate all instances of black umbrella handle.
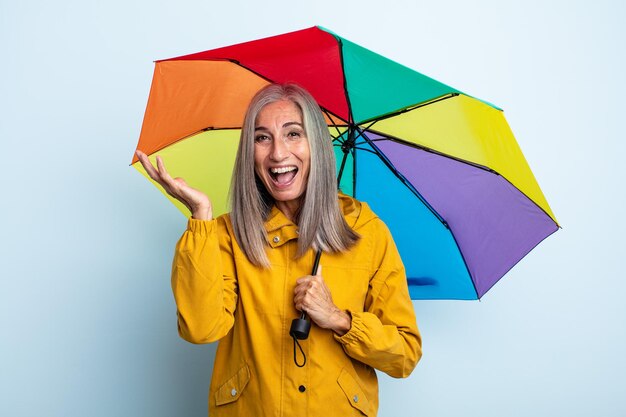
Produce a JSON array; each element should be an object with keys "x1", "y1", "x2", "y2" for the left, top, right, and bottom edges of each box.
[{"x1": 289, "y1": 250, "x2": 322, "y2": 340}]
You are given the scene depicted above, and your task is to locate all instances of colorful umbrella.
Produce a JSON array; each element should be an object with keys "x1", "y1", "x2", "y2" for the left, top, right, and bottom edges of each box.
[{"x1": 132, "y1": 26, "x2": 559, "y2": 300}]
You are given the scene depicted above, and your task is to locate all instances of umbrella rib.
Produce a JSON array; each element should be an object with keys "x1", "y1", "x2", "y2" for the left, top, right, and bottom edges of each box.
[
  {"x1": 358, "y1": 138, "x2": 387, "y2": 143},
  {"x1": 356, "y1": 130, "x2": 560, "y2": 300},
  {"x1": 329, "y1": 125, "x2": 346, "y2": 141},
  {"x1": 356, "y1": 129, "x2": 481, "y2": 300},
  {"x1": 334, "y1": 143, "x2": 377, "y2": 156},
  {"x1": 322, "y1": 108, "x2": 350, "y2": 138},
  {"x1": 358, "y1": 93, "x2": 460, "y2": 126},
  {"x1": 132, "y1": 127, "x2": 242, "y2": 164},
  {"x1": 446, "y1": 228, "x2": 481, "y2": 300},
  {"x1": 352, "y1": 146, "x2": 377, "y2": 155},
  {"x1": 332, "y1": 36, "x2": 356, "y2": 125},
  {"x1": 360, "y1": 119, "x2": 380, "y2": 132},
  {"x1": 198, "y1": 58, "x2": 352, "y2": 128},
  {"x1": 361, "y1": 128, "x2": 497, "y2": 173},
  {"x1": 233, "y1": 56, "x2": 352, "y2": 125},
  {"x1": 476, "y1": 224, "x2": 560, "y2": 299},
  {"x1": 360, "y1": 128, "x2": 562, "y2": 226},
  {"x1": 230, "y1": 58, "x2": 352, "y2": 127},
  {"x1": 357, "y1": 129, "x2": 448, "y2": 228}
]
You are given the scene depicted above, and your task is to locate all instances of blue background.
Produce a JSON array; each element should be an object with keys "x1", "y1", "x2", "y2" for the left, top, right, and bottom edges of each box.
[{"x1": 2, "y1": 1, "x2": 625, "y2": 416}]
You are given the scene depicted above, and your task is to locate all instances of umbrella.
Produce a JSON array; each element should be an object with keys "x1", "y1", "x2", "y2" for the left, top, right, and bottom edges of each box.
[{"x1": 132, "y1": 26, "x2": 559, "y2": 300}]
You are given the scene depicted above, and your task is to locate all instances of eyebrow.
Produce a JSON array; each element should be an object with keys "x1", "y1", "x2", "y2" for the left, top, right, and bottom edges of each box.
[{"x1": 255, "y1": 122, "x2": 303, "y2": 131}]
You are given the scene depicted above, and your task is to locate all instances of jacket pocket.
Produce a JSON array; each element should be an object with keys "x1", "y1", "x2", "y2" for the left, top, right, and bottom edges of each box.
[
  {"x1": 215, "y1": 363, "x2": 251, "y2": 406},
  {"x1": 337, "y1": 368, "x2": 371, "y2": 416}
]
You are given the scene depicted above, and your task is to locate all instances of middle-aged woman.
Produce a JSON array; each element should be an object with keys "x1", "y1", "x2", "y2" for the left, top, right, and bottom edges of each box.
[{"x1": 136, "y1": 83, "x2": 421, "y2": 417}]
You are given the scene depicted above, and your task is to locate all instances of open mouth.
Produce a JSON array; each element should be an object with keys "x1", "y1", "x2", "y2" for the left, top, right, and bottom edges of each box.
[{"x1": 269, "y1": 166, "x2": 298, "y2": 186}]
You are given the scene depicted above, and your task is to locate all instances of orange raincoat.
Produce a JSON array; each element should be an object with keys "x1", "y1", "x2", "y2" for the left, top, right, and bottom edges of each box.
[{"x1": 172, "y1": 194, "x2": 421, "y2": 416}]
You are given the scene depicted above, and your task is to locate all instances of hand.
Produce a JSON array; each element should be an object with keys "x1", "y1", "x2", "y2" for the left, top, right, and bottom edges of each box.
[
  {"x1": 135, "y1": 150, "x2": 212, "y2": 220},
  {"x1": 293, "y1": 265, "x2": 351, "y2": 336}
]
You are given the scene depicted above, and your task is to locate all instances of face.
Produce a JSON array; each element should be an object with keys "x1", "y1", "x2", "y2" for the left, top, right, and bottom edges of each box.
[{"x1": 254, "y1": 100, "x2": 311, "y2": 215}]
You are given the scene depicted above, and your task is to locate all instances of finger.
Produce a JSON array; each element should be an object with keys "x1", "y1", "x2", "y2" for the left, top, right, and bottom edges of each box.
[
  {"x1": 293, "y1": 285, "x2": 303, "y2": 297},
  {"x1": 296, "y1": 276, "x2": 310, "y2": 285},
  {"x1": 136, "y1": 151, "x2": 162, "y2": 182},
  {"x1": 155, "y1": 156, "x2": 172, "y2": 180},
  {"x1": 155, "y1": 156, "x2": 179, "y2": 190},
  {"x1": 294, "y1": 286, "x2": 315, "y2": 305},
  {"x1": 135, "y1": 149, "x2": 147, "y2": 160},
  {"x1": 294, "y1": 280, "x2": 311, "y2": 297},
  {"x1": 298, "y1": 295, "x2": 312, "y2": 312},
  {"x1": 307, "y1": 279, "x2": 320, "y2": 292},
  {"x1": 135, "y1": 152, "x2": 177, "y2": 198},
  {"x1": 294, "y1": 294, "x2": 307, "y2": 312}
]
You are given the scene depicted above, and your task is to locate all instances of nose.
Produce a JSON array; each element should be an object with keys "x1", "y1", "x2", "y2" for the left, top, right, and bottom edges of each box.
[{"x1": 270, "y1": 137, "x2": 289, "y2": 161}]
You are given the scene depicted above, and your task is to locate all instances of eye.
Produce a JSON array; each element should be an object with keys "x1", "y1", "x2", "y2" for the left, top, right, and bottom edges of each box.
[
  {"x1": 255, "y1": 134, "x2": 270, "y2": 143},
  {"x1": 287, "y1": 130, "x2": 302, "y2": 139}
]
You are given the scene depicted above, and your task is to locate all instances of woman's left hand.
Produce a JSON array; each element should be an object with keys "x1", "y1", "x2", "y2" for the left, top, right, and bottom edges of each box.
[{"x1": 293, "y1": 266, "x2": 352, "y2": 336}]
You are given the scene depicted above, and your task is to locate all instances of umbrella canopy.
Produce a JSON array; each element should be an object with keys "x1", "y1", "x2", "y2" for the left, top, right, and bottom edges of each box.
[{"x1": 132, "y1": 26, "x2": 559, "y2": 300}]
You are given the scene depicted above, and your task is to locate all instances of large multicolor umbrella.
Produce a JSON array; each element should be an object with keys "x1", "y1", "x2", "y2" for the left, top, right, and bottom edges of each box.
[{"x1": 132, "y1": 26, "x2": 559, "y2": 300}]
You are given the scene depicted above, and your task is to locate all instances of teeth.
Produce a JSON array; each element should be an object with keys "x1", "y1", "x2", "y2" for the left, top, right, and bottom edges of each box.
[{"x1": 270, "y1": 166, "x2": 297, "y2": 174}]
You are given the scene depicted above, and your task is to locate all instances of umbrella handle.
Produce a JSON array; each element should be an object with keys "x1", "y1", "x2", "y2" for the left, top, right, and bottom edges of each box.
[{"x1": 289, "y1": 250, "x2": 322, "y2": 340}]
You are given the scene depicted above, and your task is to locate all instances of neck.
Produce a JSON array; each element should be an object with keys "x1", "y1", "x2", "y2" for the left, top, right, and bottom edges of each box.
[{"x1": 275, "y1": 199, "x2": 302, "y2": 223}]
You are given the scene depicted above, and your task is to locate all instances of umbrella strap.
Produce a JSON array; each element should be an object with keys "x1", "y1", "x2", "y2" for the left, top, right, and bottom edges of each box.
[
  {"x1": 290, "y1": 250, "x2": 321, "y2": 367},
  {"x1": 292, "y1": 335, "x2": 306, "y2": 367}
]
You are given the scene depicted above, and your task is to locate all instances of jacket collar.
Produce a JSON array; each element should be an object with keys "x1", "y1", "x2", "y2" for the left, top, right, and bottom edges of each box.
[
  {"x1": 263, "y1": 193, "x2": 364, "y2": 248},
  {"x1": 265, "y1": 206, "x2": 298, "y2": 248}
]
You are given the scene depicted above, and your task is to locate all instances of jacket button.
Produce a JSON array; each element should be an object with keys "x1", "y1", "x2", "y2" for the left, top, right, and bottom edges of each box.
[
  {"x1": 353, "y1": 394, "x2": 359, "y2": 403},
  {"x1": 273, "y1": 236, "x2": 280, "y2": 243},
  {"x1": 231, "y1": 388, "x2": 237, "y2": 397},
  {"x1": 298, "y1": 385, "x2": 306, "y2": 392}
]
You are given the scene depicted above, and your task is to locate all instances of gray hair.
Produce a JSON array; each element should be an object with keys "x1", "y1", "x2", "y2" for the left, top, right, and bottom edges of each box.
[{"x1": 230, "y1": 83, "x2": 359, "y2": 267}]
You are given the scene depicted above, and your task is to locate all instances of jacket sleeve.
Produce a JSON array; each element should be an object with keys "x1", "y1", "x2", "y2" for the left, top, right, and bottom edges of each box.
[
  {"x1": 171, "y1": 217, "x2": 238, "y2": 344},
  {"x1": 334, "y1": 220, "x2": 422, "y2": 378}
]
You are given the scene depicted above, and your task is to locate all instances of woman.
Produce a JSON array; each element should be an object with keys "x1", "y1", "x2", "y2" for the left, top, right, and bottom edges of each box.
[{"x1": 136, "y1": 84, "x2": 421, "y2": 416}]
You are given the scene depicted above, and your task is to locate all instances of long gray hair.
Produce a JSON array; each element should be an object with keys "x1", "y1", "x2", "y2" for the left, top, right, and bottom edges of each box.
[{"x1": 230, "y1": 83, "x2": 359, "y2": 267}]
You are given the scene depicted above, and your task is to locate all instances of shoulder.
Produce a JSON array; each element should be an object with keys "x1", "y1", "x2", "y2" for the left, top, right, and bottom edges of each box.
[
  {"x1": 339, "y1": 193, "x2": 390, "y2": 235},
  {"x1": 215, "y1": 212, "x2": 232, "y2": 228},
  {"x1": 206, "y1": 212, "x2": 235, "y2": 244},
  {"x1": 341, "y1": 194, "x2": 401, "y2": 266}
]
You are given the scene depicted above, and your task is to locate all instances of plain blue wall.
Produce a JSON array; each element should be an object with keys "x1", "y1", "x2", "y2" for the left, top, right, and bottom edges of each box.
[{"x1": 2, "y1": 1, "x2": 625, "y2": 416}]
